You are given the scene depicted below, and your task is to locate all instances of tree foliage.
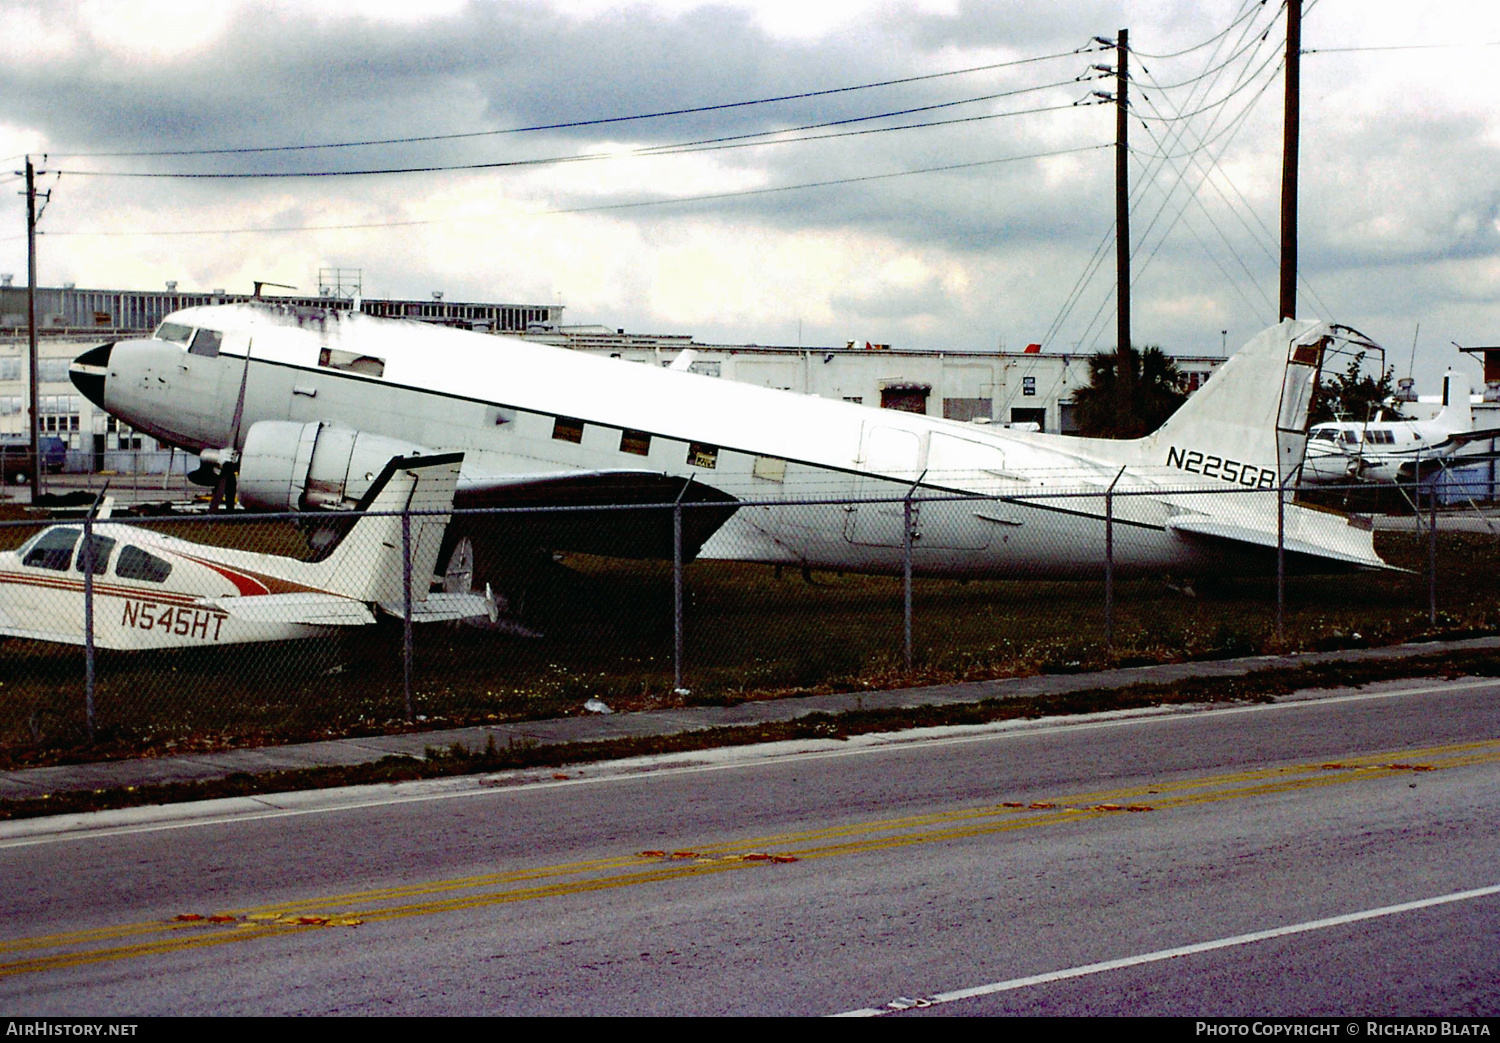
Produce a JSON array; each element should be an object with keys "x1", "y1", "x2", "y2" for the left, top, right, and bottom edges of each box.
[
  {"x1": 1073, "y1": 345, "x2": 1190, "y2": 438},
  {"x1": 1310, "y1": 351, "x2": 1397, "y2": 424}
]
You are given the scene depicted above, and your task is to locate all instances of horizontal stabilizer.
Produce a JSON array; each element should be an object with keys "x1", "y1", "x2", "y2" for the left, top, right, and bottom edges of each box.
[
  {"x1": 1166, "y1": 515, "x2": 1399, "y2": 571},
  {"x1": 378, "y1": 591, "x2": 498, "y2": 623}
]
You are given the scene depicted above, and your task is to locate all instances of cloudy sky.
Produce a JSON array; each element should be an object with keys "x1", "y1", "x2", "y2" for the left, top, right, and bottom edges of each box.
[{"x1": 3, "y1": 0, "x2": 1498, "y2": 388}]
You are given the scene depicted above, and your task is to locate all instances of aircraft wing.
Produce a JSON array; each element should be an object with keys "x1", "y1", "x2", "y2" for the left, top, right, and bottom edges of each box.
[
  {"x1": 198, "y1": 593, "x2": 377, "y2": 626},
  {"x1": 0, "y1": 623, "x2": 86, "y2": 647},
  {"x1": 1430, "y1": 426, "x2": 1500, "y2": 450},
  {"x1": 1165, "y1": 516, "x2": 1400, "y2": 571},
  {"x1": 452, "y1": 468, "x2": 741, "y2": 560}
]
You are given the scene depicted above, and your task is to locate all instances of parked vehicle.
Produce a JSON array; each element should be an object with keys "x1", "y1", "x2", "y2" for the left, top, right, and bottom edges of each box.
[{"x1": 0, "y1": 435, "x2": 66, "y2": 484}]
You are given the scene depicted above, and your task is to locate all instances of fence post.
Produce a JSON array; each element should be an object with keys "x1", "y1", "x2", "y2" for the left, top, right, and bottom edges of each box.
[
  {"x1": 1276, "y1": 478, "x2": 1286, "y2": 648},
  {"x1": 402, "y1": 507, "x2": 414, "y2": 722},
  {"x1": 82, "y1": 512, "x2": 96, "y2": 740},
  {"x1": 1428, "y1": 480, "x2": 1438, "y2": 626},
  {"x1": 1104, "y1": 466, "x2": 1124, "y2": 659},
  {"x1": 673, "y1": 500, "x2": 685, "y2": 693},
  {"x1": 902, "y1": 491, "x2": 914, "y2": 674}
]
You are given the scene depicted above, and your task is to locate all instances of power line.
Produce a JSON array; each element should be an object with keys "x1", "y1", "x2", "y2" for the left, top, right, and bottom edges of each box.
[
  {"x1": 1127, "y1": 1, "x2": 1282, "y2": 59},
  {"x1": 49, "y1": 46, "x2": 1103, "y2": 160},
  {"x1": 1305, "y1": 41, "x2": 1500, "y2": 54},
  {"x1": 1130, "y1": 7, "x2": 1285, "y2": 91},
  {"x1": 49, "y1": 98, "x2": 1098, "y2": 179},
  {"x1": 41, "y1": 143, "x2": 1110, "y2": 238}
]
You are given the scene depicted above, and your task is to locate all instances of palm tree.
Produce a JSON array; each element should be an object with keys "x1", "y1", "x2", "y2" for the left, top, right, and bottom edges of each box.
[{"x1": 1073, "y1": 345, "x2": 1189, "y2": 438}]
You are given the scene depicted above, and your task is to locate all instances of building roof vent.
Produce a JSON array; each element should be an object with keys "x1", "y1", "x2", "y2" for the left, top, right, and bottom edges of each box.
[
  {"x1": 0, "y1": 274, "x2": 11, "y2": 287},
  {"x1": 165, "y1": 280, "x2": 177, "y2": 292}
]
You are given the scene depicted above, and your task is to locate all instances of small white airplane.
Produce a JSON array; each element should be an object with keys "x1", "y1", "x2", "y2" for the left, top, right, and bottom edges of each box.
[
  {"x1": 67, "y1": 306, "x2": 1390, "y2": 582},
  {"x1": 0, "y1": 453, "x2": 496, "y2": 650},
  {"x1": 1300, "y1": 371, "x2": 1500, "y2": 484}
]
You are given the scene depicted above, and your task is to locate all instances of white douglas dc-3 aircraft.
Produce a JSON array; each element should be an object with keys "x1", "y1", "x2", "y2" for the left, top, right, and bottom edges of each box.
[
  {"x1": 1300, "y1": 370, "x2": 1500, "y2": 484},
  {"x1": 0, "y1": 453, "x2": 495, "y2": 650},
  {"x1": 67, "y1": 305, "x2": 1390, "y2": 580}
]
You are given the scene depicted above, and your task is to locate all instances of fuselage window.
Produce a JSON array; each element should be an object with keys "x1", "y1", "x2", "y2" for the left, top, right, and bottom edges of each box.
[
  {"x1": 117, "y1": 546, "x2": 172, "y2": 583},
  {"x1": 188, "y1": 328, "x2": 223, "y2": 358},
  {"x1": 73, "y1": 533, "x2": 117, "y2": 576},
  {"x1": 318, "y1": 347, "x2": 385, "y2": 378},
  {"x1": 619, "y1": 430, "x2": 651, "y2": 456},
  {"x1": 687, "y1": 442, "x2": 719, "y2": 469},
  {"x1": 155, "y1": 322, "x2": 194, "y2": 345},
  {"x1": 552, "y1": 418, "x2": 585, "y2": 444},
  {"x1": 22, "y1": 527, "x2": 79, "y2": 571}
]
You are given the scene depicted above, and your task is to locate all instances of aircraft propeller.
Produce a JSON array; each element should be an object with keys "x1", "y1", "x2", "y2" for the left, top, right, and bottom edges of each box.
[{"x1": 205, "y1": 337, "x2": 254, "y2": 512}]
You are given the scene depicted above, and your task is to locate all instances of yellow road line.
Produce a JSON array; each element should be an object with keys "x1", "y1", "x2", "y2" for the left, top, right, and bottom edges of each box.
[{"x1": 3, "y1": 738, "x2": 1494, "y2": 978}]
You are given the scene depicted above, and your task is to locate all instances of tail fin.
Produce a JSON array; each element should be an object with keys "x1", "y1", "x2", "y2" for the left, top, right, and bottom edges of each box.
[
  {"x1": 1117, "y1": 319, "x2": 1328, "y2": 487},
  {"x1": 308, "y1": 452, "x2": 463, "y2": 603},
  {"x1": 1431, "y1": 371, "x2": 1473, "y2": 434}
]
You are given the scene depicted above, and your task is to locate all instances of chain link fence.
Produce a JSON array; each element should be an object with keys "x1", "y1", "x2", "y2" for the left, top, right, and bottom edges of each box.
[{"x1": 1, "y1": 480, "x2": 1495, "y2": 761}]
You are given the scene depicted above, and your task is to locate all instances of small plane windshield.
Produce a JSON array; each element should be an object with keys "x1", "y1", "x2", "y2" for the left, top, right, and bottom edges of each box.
[
  {"x1": 21, "y1": 527, "x2": 79, "y2": 571},
  {"x1": 155, "y1": 322, "x2": 194, "y2": 345}
]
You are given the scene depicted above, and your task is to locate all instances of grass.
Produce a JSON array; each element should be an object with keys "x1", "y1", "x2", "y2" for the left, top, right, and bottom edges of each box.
[{"x1": 5, "y1": 644, "x2": 1500, "y2": 822}]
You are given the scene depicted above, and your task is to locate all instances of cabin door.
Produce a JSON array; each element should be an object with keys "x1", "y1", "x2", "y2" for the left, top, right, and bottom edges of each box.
[{"x1": 844, "y1": 424, "x2": 923, "y2": 547}]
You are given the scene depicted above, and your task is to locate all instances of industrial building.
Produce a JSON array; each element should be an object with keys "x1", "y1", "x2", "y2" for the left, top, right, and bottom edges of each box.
[{"x1": 521, "y1": 326, "x2": 1224, "y2": 434}]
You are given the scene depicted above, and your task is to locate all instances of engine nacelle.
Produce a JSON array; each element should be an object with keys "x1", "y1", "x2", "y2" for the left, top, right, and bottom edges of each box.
[{"x1": 237, "y1": 420, "x2": 432, "y2": 510}]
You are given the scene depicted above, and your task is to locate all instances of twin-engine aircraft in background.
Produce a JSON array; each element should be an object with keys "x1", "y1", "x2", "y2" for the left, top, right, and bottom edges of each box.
[
  {"x1": 1300, "y1": 370, "x2": 1500, "y2": 484},
  {"x1": 0, "y1": 454, "x2": 496, "y2": 650},
  {"x1": 68, "y1": 305, "x2": 1391, "y2": 583}
]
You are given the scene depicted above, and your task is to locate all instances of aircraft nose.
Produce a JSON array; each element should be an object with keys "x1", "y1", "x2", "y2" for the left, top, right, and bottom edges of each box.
[{"x1": 70, "y1": 342, "x2": 113, "y2": 409}]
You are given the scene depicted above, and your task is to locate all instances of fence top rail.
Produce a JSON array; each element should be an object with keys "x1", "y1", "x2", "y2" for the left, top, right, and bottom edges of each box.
[{"x1": 0, "y1": 480, "x2": 1434, "y2": 531}]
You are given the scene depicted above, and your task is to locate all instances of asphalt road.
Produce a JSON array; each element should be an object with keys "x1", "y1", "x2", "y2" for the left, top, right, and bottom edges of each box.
[{"x1": 1, "y1": 678, "x2": 1497, "y2": 1016}]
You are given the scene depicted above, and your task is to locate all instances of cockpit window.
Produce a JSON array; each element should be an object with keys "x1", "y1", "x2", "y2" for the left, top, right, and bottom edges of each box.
[
  {"x1": 1311, "y1": 429, "x2": 1336, "y2": 442},
  {"x1": 155, "y1": 322, "x2": 194, "y2": 345},
  {"x1": 188, "y1": 328, "x2": 222, "y2": 357},
  {"x1": 22, "y1": 527, "x2": 79, "y2": 571},
  {"x1": 117, "y1": 546, "x2": 172, "y2": 583}
]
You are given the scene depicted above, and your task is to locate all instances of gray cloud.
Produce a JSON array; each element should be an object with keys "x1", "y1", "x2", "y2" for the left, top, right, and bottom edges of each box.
[{"x1": 2, "y1": 0, "x2": 1499, "y2": 390}]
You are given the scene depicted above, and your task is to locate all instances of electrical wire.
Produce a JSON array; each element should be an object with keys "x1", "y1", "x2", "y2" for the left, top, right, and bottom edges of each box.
[
  {"x1": 48, "y1": 98, "x2": 1098, "y2": 179},
  {"x1": 1305, "y1": 41, "x2": 1500, "y2": 54},
  {"x1": 40, "y1": 143, "x2": 1110, "y2": 238},
  {"x1": 1041, "y1": 0, "x2": 1274, "y2": 348},
  {"x1": 1068, "y1": 0, "x2": 1279, "y2": 350},
  {"x1": 49, "y1": 45, "x2": 1103, "y2": 160},
  {"x1": 1127, "y1": 1, "x2": 1279, "y2": 59}
]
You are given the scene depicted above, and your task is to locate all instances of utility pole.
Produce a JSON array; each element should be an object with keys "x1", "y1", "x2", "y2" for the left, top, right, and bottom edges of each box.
[
  {"x1": 1115, "y1": 28, "x2": 1131, "y2": 380},
  {"x1": 1280, "y1": 0, "x2": 1301, "y2": 320},
  {"x1": 24, "y1": 157, "x2": 43, "y2": 502}
]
